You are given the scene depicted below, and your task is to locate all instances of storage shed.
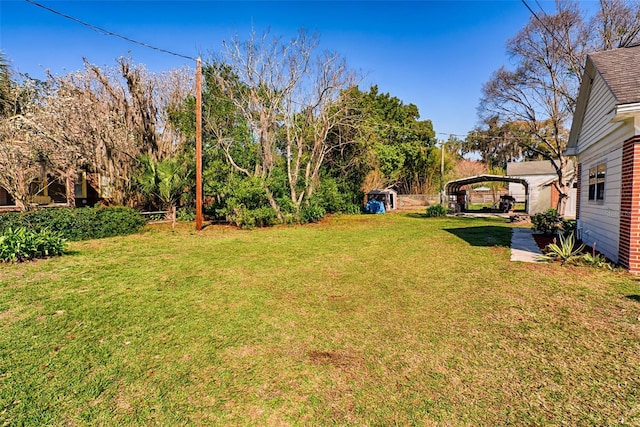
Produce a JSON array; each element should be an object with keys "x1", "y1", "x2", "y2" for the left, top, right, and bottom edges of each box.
[
  {"x1": 366, "y1": 189, "x2": 398, "y2": 211},
  {"x1": 506, "y1": 160, "x2": 576, "y2": 217}
]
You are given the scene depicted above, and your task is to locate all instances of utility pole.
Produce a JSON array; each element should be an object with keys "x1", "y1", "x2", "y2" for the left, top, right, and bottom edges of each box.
[
  {"x1": 195, "y1": 57, "x2": 203, "y2": 231},
  {"x1": 440, "y1": 140, "x2": 445, "y2": 205}
]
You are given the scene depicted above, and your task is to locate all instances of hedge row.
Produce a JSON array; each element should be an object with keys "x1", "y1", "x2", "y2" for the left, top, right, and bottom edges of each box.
[{"x1": 0, "y1": 206, "x2": 146, "y2": 241}]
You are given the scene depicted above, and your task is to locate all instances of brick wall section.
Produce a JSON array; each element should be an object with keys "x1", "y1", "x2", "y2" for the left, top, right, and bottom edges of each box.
[
  {"x1": 575, "y1": 163, "x2": 581, "y2": 220},
  {"x1": 619, "y1": 135, "x2": 640, "y2": 273}
]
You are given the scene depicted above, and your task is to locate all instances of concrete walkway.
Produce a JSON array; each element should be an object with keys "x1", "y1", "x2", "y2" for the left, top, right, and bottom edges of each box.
[{"x1": 511, "y1": 228, "x2": 543, "y2": 263}]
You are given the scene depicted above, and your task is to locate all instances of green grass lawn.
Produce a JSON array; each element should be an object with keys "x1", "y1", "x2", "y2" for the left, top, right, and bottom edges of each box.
[{"x1": 2, "y1": 214, "x2": 640, "y2": 426}]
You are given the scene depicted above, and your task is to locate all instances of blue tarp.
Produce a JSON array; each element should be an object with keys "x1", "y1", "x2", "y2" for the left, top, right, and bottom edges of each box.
[{"x1": 365, "y1": 199, "x2": 386, "y2": 214}]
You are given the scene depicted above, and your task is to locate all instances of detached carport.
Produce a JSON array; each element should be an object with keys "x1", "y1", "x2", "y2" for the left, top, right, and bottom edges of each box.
[{"x1": 445, "y1": 174, "x2": 530, "y2": 213}]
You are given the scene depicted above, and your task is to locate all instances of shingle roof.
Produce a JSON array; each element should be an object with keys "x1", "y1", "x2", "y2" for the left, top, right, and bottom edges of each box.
[
  {"x1": 507, "y1": 160, "x2": 556, "y2": 176},
  {"x1": 506, "y1": 160, "x2": 573, "y2": 176},
  {"x1": 589, "y1": 44, "x2": 640, "y2": 105}
]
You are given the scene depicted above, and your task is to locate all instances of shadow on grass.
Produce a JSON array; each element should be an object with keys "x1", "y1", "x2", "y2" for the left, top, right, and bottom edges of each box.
[
  {"x1": 404, "y1": 213, "x2": 429, "y2": 219},
  {"x1": 625, "y1": 295, "x2": 640, "y2": 303},
  {"x1": 444, "y1": 226, "x2": 512, "y2": 247}
]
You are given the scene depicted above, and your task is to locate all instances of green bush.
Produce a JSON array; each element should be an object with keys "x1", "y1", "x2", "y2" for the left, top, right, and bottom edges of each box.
[
  {"x1": 313, "y1": 178, "x2": 361, "y2": 214},
  {"x1": 562, "y1": 219, "x2": 576, "y2": 236},
  {"x1": 250, "y1": 206, "x2": 278, "y2": 228},
  {"x1": 344, "y1": 204, "x2": 363, "y2": 215},
  {"x1": 0, "y1": 207, "x2": 146, "y2": 241},
  {"x1": 532, "y1": 209, "x2": 577, "y2": 236},
  {"x1": 581, "y1": 252, "x2": 613, "y2": 269},
  {"x1": 226, "y1": 205, "x2": 278, "y2": 229},
  {"x1": 531, "y1": 209, "x2": 562, "y2": 235},
  {"x1": 177, "y1": 207, "x2": 196, "y2": 222},
  {"x1": 300, "y1": 200, "x2": 326, "y2": 223},
  {"x1": 0, "y1": 227, "x2": 66, "y2": 262},
  {"x1": 92, "y1": 207, "x2": 146, "y2": 239},
  {"x1": 426, "y1": 204, "x2": 447, "y2": 217},
  {"x1": 208, "y1": 175, "x2": 279, "y2": 228}
]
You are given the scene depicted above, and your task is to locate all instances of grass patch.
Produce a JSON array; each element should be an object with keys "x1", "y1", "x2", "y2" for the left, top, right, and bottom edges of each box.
[
  {"x1": 1, "y1": 214, "x2": 640, "y2": 425},
  {"x1": 467, "y1": 202, "x2": 526, "y2": 211}
]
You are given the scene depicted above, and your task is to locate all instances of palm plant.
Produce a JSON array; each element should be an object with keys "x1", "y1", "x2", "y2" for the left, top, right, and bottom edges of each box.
[{"x1": 136, "y1": 154, "x2": 192, "y2": 211}]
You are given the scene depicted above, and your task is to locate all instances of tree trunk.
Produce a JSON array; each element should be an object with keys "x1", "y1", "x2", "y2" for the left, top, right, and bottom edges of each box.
[
  {"x1": 65, "y1": 170, "x2": 76, "y2": 208},
  {"x1": 553, "y1": 157, "x2": 571, "y2": 217}
]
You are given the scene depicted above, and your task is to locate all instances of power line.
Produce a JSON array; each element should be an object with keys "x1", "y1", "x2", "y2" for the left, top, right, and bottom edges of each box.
[
  {"x1": 437, "y1": 132, "x2": 468, "y2": 139},
  {"x1": 520, "y1": 0, "x2": 592, "y2": 79},
  {"x1": 520, "y1": 0, "x2": 571, "y2": 53},
  {"x1": 25, "y1": 0, "x2": 197, "y2": 62},
  {"x1": 533, "y1": 0, "x2": 547, "y2": 17}
]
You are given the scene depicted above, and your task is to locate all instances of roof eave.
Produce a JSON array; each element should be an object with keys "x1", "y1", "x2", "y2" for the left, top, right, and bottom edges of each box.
[
  {"x1": 613, "y1": 102, "x2": 640, "y2": 122},
  {"x1": 563, "y1": 146, "x2": 578, "y2": 156},
  {"x1": 567, "y1": 58, "x2": 597, "y2": 150}
]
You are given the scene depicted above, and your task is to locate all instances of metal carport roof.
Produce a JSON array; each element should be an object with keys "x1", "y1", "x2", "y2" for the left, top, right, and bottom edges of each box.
[
  {"x1": 445, "y1": 174, "x2": 530, "y2": 213},
  {"x1": 445, "y1": 174, "x2": 529, "y2": 193}
]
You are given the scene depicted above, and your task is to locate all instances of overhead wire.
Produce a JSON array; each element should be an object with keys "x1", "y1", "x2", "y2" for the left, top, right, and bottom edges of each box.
[
  {"x1": 520, "y1": 0, "x2": 593, "y2": 79},
  {"x1": 24, "y1": 0, "x2": 547, "y2": 149},
  {"x1": 25, "y1": 0, "x2": 197, "y2": 62}
]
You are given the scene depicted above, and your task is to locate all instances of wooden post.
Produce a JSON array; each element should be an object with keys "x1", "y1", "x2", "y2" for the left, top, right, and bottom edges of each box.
[
  {"x1": 440, "y1": 140, "x2": 445, "y2": 205},
  {"x1": 195, "y1": 57, "x2": 203, "y2": 230}
]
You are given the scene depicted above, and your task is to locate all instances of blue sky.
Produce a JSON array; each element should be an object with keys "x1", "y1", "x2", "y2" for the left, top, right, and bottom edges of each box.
[{"x1": 0, "y1": 0, "x2": 593, "y2": 137}]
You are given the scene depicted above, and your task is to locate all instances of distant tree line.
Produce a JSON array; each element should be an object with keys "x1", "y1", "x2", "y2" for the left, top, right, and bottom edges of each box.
[
  {"x1": 0, "y1": 30, "x2": 458, "y2": 226},
  {"x1": 6, "y1": 0, "x2": 635, "y2": 224}
]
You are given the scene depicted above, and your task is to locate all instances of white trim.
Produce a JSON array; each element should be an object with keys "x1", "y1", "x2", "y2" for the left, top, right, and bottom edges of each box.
[
  {"x1": 613, "y1": 103, "x2": 640, "y2": 121},
  {"x1": 564, "y1": 146, "x2": 578, "y2": 156}
]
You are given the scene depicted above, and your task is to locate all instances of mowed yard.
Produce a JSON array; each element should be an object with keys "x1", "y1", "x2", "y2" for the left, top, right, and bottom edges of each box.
[{"x1": 1, "y1": 214, "x2": 640, "y2": 426}]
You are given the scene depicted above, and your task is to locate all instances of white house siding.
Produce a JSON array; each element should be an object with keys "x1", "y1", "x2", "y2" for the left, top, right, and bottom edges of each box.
[
  {"x1": 577, "y1": 73, "x2": 619, "y2": 154},
  {"x1": 577, "y1": 122, "x2": 634, "y2": 263}
]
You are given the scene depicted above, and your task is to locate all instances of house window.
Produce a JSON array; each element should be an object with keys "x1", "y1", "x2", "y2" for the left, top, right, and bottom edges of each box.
[
  {"x1": 29, "y1": 179, "x2": 44, "y2": 197},
  {"x1": 588, "y1": 163, "x2": 606, "y2": 201},
  {"x1": 74, "y1": 171, "x2": 87, "y2": 198}
]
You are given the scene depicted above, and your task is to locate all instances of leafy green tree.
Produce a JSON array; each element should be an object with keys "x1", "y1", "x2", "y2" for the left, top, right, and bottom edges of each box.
[
  {"x1": 464, "y1": 117, "x2": 540, "y2": 169},
  {"x1": 325, "y1": 85, "x2": 437, "y2": 195},
  {"x1": 170, "y1": 31, "x2": 359, "y2": 224}
]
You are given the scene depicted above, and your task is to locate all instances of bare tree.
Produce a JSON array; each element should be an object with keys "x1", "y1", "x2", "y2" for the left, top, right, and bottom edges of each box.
[
  {"x1": 34, "y1": 59, "x2": 193, "y2": 206},
  {"x1": 480, "y1": 7, "x2": 577, "y2": 213},
  {"x1": 479, "y1": 0, "x2": 640, "y2": 215},
  {"x1": 0, "y1": 55, "x2": 193, "y2": 211},
  {"x1": 593, "y1": 0, "x2": 640, "y2": 49},
  {"x1": 281, "y1": 49, "x2": 356, "y2": 210},
  {"x1": 0, "y1": 75, "x2": 49, "y2": 210},
  {"x1": 0, "y1": 120, "x2": 43, "y2": 210},
  {"x1": 214, "y1": 29, "x2": 357, "y2": 218}
]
